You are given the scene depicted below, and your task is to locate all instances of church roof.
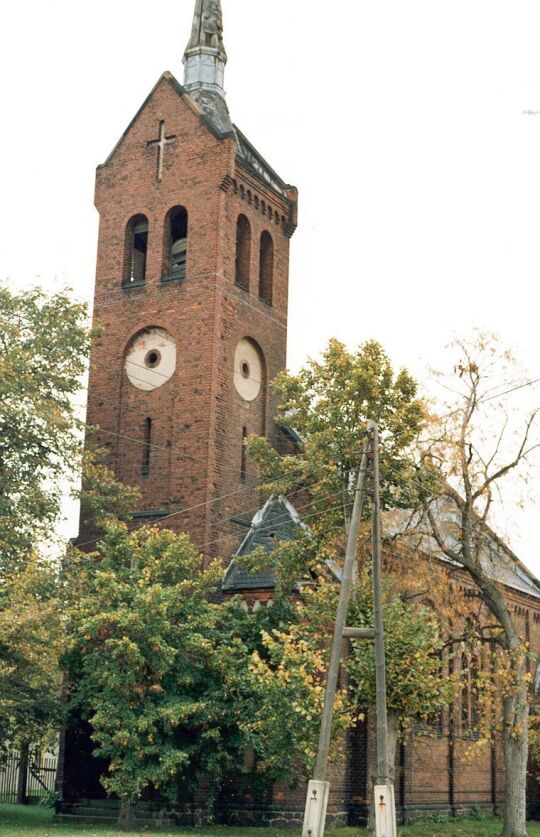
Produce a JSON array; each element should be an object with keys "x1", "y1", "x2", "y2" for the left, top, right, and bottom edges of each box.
[
  {"x1": 384, "y1": 499, "x2": 540, "y2": 601},
  {"x1": 223, "y1": 491, "x2": 540, "y2": 602},
  {"x1": 222, "y1": 497, "x2": 303, "y2": 592},
  {"x1": 233, "y1": 127, "x2": 294, "y2": 201}
]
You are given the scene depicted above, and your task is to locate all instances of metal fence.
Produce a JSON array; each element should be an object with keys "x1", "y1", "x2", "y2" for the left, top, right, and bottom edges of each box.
[{"x1": 0, "y1": 750, "x2": 58, "y2": 803}]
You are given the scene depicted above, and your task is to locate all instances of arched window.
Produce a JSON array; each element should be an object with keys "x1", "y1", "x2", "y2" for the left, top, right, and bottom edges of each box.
[
  {"x1": 164, "y1": 206, "x2": 188, "y2": 280},
  {"x1": 125, "y1": 214, "x2": 149, "y2": 285},
  {"x1": 258, "y1": 231, "x2": 274, "y2": 305},
  {"x1": 235, "y1": 214, "x2": 251, "y2": 290}
]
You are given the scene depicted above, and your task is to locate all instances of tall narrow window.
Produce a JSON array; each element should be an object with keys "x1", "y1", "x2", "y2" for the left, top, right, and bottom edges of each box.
[
  {"x1": 142, "y1": 418, "x2": 152, "y2": 476},
  {"x1": 240, "y1": 427, "x2": 247, "y2": 483},
  {"x1": 235, "y1": 214, "x2": 251, "y2": 290},
  {"x1": 125, "y1": 214, "x2": 149, "y2": 285},
  {"x1": 165, "y1": 206, "x2": 188, "y2": 280},
  {"x1": 470, "y1": 655, "x2": 480, "y2": 729},
  {"x1": 258, "y1": 231, "x2": 274, "y2": 305},
  {"x1": 461, "y1": 653, "x2": 469, "y2": 729},
  {"x1": 461, "y1": 652, "x2": 480, "y2": 732}
]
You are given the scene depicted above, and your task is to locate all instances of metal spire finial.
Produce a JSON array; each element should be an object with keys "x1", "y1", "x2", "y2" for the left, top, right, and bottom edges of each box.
[
  {"x1": 186, "y1": 0, "x2": 227, "y2": 62},
  {"x1": 183, "y1": 0, "x2": 231, "y2": 133}
]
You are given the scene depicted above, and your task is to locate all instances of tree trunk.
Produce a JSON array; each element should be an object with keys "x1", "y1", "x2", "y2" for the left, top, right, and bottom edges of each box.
[
  {"x1": 118, "y1": 802, "x2": 136, "y2": 830},
  {"x1": 501, "y1": 675, "x2": 529, "y2": 837},
  {"x1": 367, "y1": 709, "x2": 399, "y2": 834},
  {"x1": 16, "y1": 742, "x2": 29, "y2": 806}
]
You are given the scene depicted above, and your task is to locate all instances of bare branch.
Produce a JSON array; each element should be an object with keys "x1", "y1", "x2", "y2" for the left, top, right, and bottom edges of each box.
[
  {"x1": 473, "y1": 410, "x2": 539, "y2": 500},
  {"x1": 486, "y1": 415, "x2": 509, "y2": 472}
]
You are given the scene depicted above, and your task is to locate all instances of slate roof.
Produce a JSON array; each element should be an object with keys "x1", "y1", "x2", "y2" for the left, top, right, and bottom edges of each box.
[
  {"x1": 233, "y1": 127, "x2": 294, "y2": 201},
  {"x1": 222, "y1": 497, "x2": 302, "y2": 592}
]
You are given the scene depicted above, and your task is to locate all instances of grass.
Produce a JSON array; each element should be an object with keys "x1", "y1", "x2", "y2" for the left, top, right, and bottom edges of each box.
[{"x1": 1, "y1": 805, "x2": 540, "y2": 837}]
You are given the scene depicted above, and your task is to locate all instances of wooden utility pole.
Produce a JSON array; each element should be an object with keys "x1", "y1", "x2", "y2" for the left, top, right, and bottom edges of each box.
[
  {"x1": 302, "y1": 431, "x2": 371, "y2": 837},
  {"x1": 370, "y1": 421, "x2": 389, "y2": 783},
  {"x1": 302, "y1": 423, "x2": 397, "y2": 837},
  {"x1": 369, "y1": 420, "x2": 397, "y2": 837}
]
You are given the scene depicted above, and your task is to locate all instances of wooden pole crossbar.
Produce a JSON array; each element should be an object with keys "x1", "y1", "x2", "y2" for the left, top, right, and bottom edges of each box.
[{"x1": 342, "y1": 627, "x2": 375, "y2": 639}]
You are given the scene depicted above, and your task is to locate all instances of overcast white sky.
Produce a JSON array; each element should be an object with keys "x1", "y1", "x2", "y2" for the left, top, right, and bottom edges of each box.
[{"x1": 1, "y1": 1, "x2": 540, "y2": 570}]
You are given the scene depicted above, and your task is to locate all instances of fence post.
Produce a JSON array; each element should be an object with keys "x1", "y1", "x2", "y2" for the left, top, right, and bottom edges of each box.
[{"x1": 16, "y1": 742, "x2": 29, "y2": 805}]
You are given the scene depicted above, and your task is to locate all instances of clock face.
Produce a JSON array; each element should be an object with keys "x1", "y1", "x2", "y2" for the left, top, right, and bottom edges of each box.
[
  {"x1": 125, "y1": 327, "x2": 176, "y2": 391},
  {"x1": 234, "y1": 338, "x2": 262, "y2": 402}
]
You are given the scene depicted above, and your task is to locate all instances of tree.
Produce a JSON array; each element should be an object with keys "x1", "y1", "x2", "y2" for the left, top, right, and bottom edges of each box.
[
  {"x1": 413, "y1": 334, "x2": 539, "y2": 837},
  {"x1": 245, "y1": 338, "x2": 425, "y2": 581},
  {"x1": 0, "y1": 556, "x2": 64, "y2": 766},
  {"x1": 242, "y1": 580, "x2": 352, "y2": 784},
  {"x1": 0, "y1": 284, "x2": 90, "y2": 765},
  {"x1": 0, "y1": 285, "x2": 90, "y2": 570},
  {"x1": 65, "y1": 521, "x2": 316, "y2": 828},
  {"x1": 242, "y1": 340, "x2": 458, "y2": 798},
  {"x1": 66, "y1": 523, "x2": 236, "y2": 825}
]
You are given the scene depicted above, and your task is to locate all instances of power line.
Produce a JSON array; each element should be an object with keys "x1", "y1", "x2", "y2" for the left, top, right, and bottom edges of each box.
[
  {"x1": 64, "y1": 458, "x2": 366, "y2": 560},
  {"x1": 64, "y1": 367, "x2": 540, "y2": 553},
  {"x1": 480, "y1": 377, "x2": 540, "y2": 404}
]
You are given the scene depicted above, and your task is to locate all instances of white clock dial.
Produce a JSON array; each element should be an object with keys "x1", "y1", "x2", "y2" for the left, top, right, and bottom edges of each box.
[
  {"x1": 234, "y1": 339, "x2": 262, "y2": 401},
  {"x1": 125, "y1": 327, "x2": 176, "y2": 391}
]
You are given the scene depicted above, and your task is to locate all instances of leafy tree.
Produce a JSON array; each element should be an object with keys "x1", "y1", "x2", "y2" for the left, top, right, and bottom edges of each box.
[
  {"x1": 242, "y1": 339, "x2": 434, "y2": 751},
  {"x1": 77, "y1": 446, "x2": 140, "y2": 530},
  {"x1": 242, "y1": 580, "x2": 352, "y2": 783},
  {"x1": 0, "y1": 285, "x2": 90, "y2": 571},
  {"x1": 0, "y1": 284, "x2": 91, "y2": 766},
  {"x1": 412, "y1": 334, "x2": 539, "y2": 837},
  {"x1": 245, "y1": 338, "x2": 425, "y2": 587},
  {"x1": 66, "y1": 524, "x2": 237, "y2": 818},
  {"x1": 0, "y1": 285, "x2": 141, "y2": 779},
  {"x1": 65, "y1": 522, "x2": 313, "y2": 827},
  {"x1": 0, "y1": 556, "x2": 63, "y2": 765}
]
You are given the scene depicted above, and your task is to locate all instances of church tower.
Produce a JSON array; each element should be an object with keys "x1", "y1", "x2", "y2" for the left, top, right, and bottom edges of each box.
[{"x1": 83, "y1": 0, "x2": 298, "y2": 559}]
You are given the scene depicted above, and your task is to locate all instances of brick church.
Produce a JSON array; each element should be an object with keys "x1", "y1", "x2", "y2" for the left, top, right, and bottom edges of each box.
[{"x1": 57, "y1": 0, "x2": 540, "y2": 826}]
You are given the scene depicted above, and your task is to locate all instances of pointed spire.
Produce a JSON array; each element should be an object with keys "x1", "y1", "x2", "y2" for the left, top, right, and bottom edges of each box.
[
  {"x1": 183, "y1": 0, "x2": 232, "y2": 133},
  {"x1": 183, "y1": 0, "x2": 231, "y2": 133}
]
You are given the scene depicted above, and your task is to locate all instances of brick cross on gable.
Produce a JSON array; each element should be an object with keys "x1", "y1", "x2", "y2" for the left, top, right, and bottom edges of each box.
[{"x1": 147, "y1": 120, "x2": 177, "y2": 182}]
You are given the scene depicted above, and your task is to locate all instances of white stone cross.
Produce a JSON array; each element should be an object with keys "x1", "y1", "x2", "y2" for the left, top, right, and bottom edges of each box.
[{"x1": 147, "y1": 120, "x2": 177, "y2": 182}]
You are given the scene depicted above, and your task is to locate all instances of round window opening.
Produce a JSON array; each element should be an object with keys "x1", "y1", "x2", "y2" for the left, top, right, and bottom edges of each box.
[
  {"x1": 145, "y1": 349, "x2": 161, "y2": 369},
  {"x1": 234, "y1": 338, "x2": 262, "y2": 401},
  {"x1": 125, "y1": 328, "x2": 176, "y2": 392}
]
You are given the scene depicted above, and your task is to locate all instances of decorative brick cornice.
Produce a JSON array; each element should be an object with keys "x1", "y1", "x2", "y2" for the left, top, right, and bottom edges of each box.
[{"x1": 220, "y1": 174, "x2": 234, "y2": 193}]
